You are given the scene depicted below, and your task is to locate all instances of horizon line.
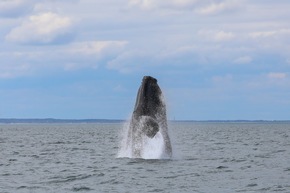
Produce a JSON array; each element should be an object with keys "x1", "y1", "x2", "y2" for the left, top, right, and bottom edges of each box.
[{"x1": 1, "y1": 118, "x2": 290, "y2": 123}]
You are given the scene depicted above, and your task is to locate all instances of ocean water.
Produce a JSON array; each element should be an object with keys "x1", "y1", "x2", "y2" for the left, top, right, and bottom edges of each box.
[{"x1": 1, "y1": 122, "x2": 290, "y2": 193}]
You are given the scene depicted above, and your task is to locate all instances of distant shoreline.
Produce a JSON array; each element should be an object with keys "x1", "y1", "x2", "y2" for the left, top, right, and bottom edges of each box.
[
  {"x1": 0, "y1": 118, "x2": 124, "y2": 124},
  {"x1": 0, "y1": 118, "x2": 289, "y2": 124}
]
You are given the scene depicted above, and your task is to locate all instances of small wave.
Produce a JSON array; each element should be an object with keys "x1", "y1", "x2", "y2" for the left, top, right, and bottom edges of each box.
[
  {"x1": 30, "y1": 155, "x2": 40, "y2": 158},
  {"x1": 97, "y1": 173, "x2": 105, "y2": 177},
  {"x1": 163, "y1": 172, "x2": 200, "y2": 179},
  {"x1": 17, "y1": 186, "x2": 45, "y2": 190},
  {"x1": 246, "y1": 183, "x2": 258, "y2": 187},
  {"x1": 185, "y1": 157, "x2": 198, "y2": 161},
  {"x1": 12, "y1": 151, "x2": 19, "y2": 155},
  {"x1": 254, "y1": 187, "x2": 271, "y2": 191},
  {"x1": 254, "y1": 154, "x2": 271, "y2": 158},
  {"x1": 72, "y1": 186, "x2": 93, "y2": 191},
  {"x1": 272, "y1": 185, "x2": 286, "y2": 191},
  {"x1": 47, "y1": 174, "x2": 93, "y2": 184},
  {"x1": 272, "y1": 149, "x2": 286, "y2": 153},
  {"x1": 222, "y1": 158, "x2": 247, "y2": 163},
  {"x1": 99, "y1": 179, "x2": 120, "y2": 185},
  {"x1": 148, "y1": 189, "x2": 164, "y2": 192},
  {"x1": 17, "y1": 186, "x2": 28, "y2": 189},
  {"x1": 125, "y1": 158, "x2": 171, "y2": 166},
  {"x1": 240, "y1": 165, "x2": 252, "y2": 170},
  {"x1": 216, "y1": 166, "x2": 229, "y2": 169},
  {"x1": 50, "y1": 141, "x2": 66, "y2": 144}
]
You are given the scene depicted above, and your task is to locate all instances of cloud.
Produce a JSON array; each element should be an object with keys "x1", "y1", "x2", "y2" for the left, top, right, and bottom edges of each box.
[
  {"x1": 234, "y1": 56, "x2": 252, "y2": 64},
  {"x1": 247, "y1": 28, "x2": 290, "y2": 57},
  {"x1": 128, "y1": 0, "x2": 201, "y2": 11},
  {"x1": 67, "y1": 41, "x2": 127, "y2": 56},
  {"x1": 267, "y1": 72, "x2": 287, "y2": 80},
  {"x1": 198, "y1": 30, "x2": 235, "y2": 42},
  {"x1": 63, "y1": 41, "x2": 128, "y2": 70},
  {"x1": 249, "y1": 29, "x2": 290, "y2": 39},
  {"x1": 106, "y1": 51, "x2": 146, "y2": 73},
  {"x1": 128, "y1": 0, "x2": 244, "y2": 13},
  {"x1": 214, "y1": 31, "x2": 235, "y2": 41},
  {"x1": 5, "y1": 12, "x2": 74, "y2": 44},
  {"x1": 197, "y1": 0, "x2": 242, "y2": 15},
  {"x1": 247, "y1": 72, "x2": 289, "y2": 90},
  {"x1": 0, "y1": 40, "x2": 128, "y2": 78},
  {"x1": 0, "y1": 0, "x2": 35, "y2": 18}
]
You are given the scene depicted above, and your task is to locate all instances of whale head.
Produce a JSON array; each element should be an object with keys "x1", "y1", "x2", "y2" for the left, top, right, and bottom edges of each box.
[
  {"x1": 134, "y1": 76, "x2": 162, "y2": 114},
  {"x1": 132, "y1": 76, "x2": 164, "y2": 138}
]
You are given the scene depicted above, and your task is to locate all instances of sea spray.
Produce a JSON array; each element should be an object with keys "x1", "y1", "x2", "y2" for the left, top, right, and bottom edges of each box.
[
  {"x1": 117, "y1": 120, "x2": 131, "y2": 158},
  {"x1": 117, "y1": 120, "x2": 171, "y2": 159},
  {"x1": 141, "y1": 132, "x2": 165, "y2": 159}
]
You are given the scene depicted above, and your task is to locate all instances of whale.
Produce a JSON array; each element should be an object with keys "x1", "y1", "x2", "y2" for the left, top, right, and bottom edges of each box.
[{"x1": 127, "y1": 76, "x2": 172, "y2": 158}]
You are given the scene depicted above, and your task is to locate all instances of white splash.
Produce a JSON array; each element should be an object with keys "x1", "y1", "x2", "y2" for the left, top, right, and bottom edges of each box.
[{"x1": 117, "y1": 120, "x2": 170, "y2": 159}]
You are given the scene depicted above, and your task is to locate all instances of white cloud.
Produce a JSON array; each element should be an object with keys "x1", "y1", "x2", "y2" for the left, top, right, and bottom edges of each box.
[
  {"x1": 106, "y1": 51, "x2": 144, "y2": 73},
  {"x1": 214, "y1": 31, "x2": 235, "y2": 41},
  {"x1": 5, "y1": 12, "x2": 73, "y2": 44},
  {"x1": 128, "y1": 0, "x2": 154, "y2": 10},
  {"x1": 197, "y1": 0, "x2": 241, "y2": 15},
  {"x1": 249, "y1": 29, "x2": 290, "y2": 39},
  {"x1": 171, "y1": 0, "x2": 198, "y2": 7},
  {"x1": 128, "y1": 0, "x2": 244, "y2": 13},
  {"x1": 247, "y1": 72, "x2": 289, "y2": 91},
  {"x1": 246, "y1": 28, "x2": 290, "y2": 57},
  {"x1": 128, "y1": 0, "x2": 199, "y2": 11},
  {"x1": 63, "y1": 40, "x2": 128, "y2": 70},
  {"x1": 267, "y1": 72, "x2": 287, "y2": 80},
  {"x1": 0, "y1": 40, "x2": 128, "y2": 77},
  {"x1": 1, "y1": 1, "x2": 290, "y2": 79},
  {"x1": 67, "y1": 41, "x2": 127, "y2": 56},
  {"x1": 234, "y1": 56, "x2": 252, "y2": 64},
  {"x1": 198, "y1": 30, "x2": 235, "y2": 42}
]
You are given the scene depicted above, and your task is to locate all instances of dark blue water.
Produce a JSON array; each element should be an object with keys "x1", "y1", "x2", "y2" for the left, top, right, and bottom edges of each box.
[{"x1": 1, "y1": 122, "x2": 290, "y2": 192}]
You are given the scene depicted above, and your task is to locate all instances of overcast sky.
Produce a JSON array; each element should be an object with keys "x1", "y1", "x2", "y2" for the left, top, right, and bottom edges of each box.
[{"x1": 1, "y1": 0, "x2": 290, "y2": 120}]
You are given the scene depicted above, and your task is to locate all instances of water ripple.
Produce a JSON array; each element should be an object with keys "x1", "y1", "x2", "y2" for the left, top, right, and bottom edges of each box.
[{"x1": 1, "y1": 123, "x2": 290, "y2": 193}]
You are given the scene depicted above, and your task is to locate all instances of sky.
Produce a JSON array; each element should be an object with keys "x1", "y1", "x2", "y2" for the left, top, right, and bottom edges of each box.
[{"x1": 0, "y1": 0, "x2": 290, "y2": 120}]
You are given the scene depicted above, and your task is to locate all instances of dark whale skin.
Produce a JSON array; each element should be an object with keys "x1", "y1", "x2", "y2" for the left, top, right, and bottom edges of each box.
[{"x1": 128, "y1": 76, "x2": 172, "y2": 158}]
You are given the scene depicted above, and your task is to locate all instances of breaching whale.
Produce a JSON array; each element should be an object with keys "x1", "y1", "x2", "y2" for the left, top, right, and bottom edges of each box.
[{"x1": 127, "y1": 76, "x2": 172, "y2": 158}]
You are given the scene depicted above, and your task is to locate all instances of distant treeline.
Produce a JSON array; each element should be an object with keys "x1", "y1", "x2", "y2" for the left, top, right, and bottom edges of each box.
[{"x1": 0, "y1": 118, "x2": 124, "y2": 124}]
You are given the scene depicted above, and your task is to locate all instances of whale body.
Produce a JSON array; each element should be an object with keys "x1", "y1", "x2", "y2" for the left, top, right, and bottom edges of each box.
[{"x1": 127, "y1": 76, "x2": 172, "y2": 158}]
